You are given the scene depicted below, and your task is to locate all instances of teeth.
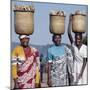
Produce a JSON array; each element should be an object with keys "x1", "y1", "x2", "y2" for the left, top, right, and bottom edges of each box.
[{"x1": 14, "y1": 5, "x2": 35, "y2": 11}]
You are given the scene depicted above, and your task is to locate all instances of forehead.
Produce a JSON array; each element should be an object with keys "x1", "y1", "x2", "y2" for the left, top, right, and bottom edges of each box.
[
  {"x1": 75, "y1": 35, "x2": 82, "y2": 39},
  {"x1": 75, "y1": 34, "x2": 81, "y2": 37},
  {"x1": 20, "y1": 37, "x2": 29, "y2": 40},
  {"x1": 54, "y1": 35, "x2": 61, "y2": 38}
]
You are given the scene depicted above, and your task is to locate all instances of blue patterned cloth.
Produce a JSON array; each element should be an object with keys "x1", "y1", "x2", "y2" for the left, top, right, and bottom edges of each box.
[
  {"x1": 47, "y1": 45, "x2": 74, "y2": 86},
  {"x1": 48, "y1": 45, "x2": 65, "y2": 61}
]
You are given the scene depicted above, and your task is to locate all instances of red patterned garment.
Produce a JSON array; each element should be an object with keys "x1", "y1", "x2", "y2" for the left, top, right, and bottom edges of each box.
[{"x1": 16, "y1": 46, "x2": 40, "y2": 89}]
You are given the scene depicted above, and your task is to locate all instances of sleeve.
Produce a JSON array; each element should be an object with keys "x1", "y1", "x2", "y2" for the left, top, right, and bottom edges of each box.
[
  {"x1": 83, "y1": 45, "x2": 87, "y2": 58},
  {"x1": 47, "y1": 48, "x2": 53, "y2": 62},
  {"x1": 65, "y1": 46, "x2": 74, "y2": 74},
  {"x1": 11, "y1": 48, "x2": 18, "y2": 79}
]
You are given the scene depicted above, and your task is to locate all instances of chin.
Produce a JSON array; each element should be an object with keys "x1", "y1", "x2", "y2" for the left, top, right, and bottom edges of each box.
[
  {"x1": 56, "y1": 44, "x2": 60, "y2": 46},
  {"x1": 76, "y1": 44, "x2": 80, "y2": 46},
  {"x1": 23, "y1": 45, "x2": 28, "y2": 47}
]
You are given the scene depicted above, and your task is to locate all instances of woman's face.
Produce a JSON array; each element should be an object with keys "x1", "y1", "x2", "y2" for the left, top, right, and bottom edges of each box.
[
  {"x1": 53, "y1": 35, "x2": 61, "y2": 46},
  {"x1": 20, "y1": 38, "x2": 29, "y2": 47},
  {"x1": 75, "y1": 34, "x2": 82, "y2": 46}
]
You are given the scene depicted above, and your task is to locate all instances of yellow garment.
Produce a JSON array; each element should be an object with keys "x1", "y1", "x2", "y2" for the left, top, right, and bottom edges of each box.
[
  {"x1": 12, "y1": 46, "x2": 25, "y2": 59},
  {"x1": 35, "y1": 67, "x2": 40, "y2": 84},
  {"x1": 12, "y1": 46, "x2": 25, "y2": 79},
  {"x1": 12, "y1": 64, "x2": 18, "y2": 79},
  {"x1": 12, "y1": 45, "x2": 40, "y2": 84}
]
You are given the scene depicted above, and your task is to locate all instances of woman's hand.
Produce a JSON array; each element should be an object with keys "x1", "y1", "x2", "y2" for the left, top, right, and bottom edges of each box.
[{"x1": 47, "y1": 62, "x2": 52, "y2": 87}]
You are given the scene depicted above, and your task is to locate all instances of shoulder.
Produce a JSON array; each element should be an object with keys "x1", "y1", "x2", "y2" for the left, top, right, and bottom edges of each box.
[
  {"x1": 12, "y1": 45, "x2": 23, "y2": 56},
  {"x1": 64, "y1": 45, "x2": 72, "y2": 53},
  {"x1": 12, "y1": 45, "x2": 23, "y2": 51},
  {"x1": 30, "y1": 46, "x2": 40, "y2": 56},
  {"x1": 63, "y1": 45, "x2": 70, "y2": 50},
  {"x1": 81, "y1": 44, "x2": 87, "y2": 51},
  {"x1": 82, "y1": 44, "x2": 87, "y2": 48},
  {"x1": 15, "y1": 45, "x2": 23, "y2": 49},
  {"x1": 48, "y1": 45, "x2": 55, "y2": 52},
  {"x1": 81, "y1": 44, "x2": 87, "y2": 58},
  {"x1": 30, "y1": 46, "x2": 38, "y2": 53}
]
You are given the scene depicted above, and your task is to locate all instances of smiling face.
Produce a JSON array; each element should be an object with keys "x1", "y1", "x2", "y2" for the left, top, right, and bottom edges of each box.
[
  {"x1": 53, "y1": 34, "x2": 62, "y2": 46},
  {"x1": 75, "y1": 33, "x2": 82, "y2": 47},
  {"x1": 20, "y1": 37, "x2": 29, "y2": 47}
]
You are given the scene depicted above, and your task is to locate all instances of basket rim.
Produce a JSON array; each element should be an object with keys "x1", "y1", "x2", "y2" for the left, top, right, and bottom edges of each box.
[
  {"x1": 50, "y1": 14, "x2": 66, "y2": 17},
  {"x1": 72, "y1": 14, "x2": 86, "y2": 16},
  {"x1": 14, "y1": 10, "x2": 34, "y2": 13}
]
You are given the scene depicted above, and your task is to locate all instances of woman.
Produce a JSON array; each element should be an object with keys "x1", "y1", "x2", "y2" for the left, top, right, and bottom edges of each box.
[
  {"x1": 11, "y1": 35, "x2": 40, "y2": 89},
  {"x1": 68, "y1": 15, "x2": 87, "y2": 85},
  {"x1": 47, "y1": 34, "x2": 74, "y2": 87}
]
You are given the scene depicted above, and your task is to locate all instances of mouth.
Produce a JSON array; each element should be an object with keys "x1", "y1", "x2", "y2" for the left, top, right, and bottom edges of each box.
[
  {"x1": 56, "y1": 42, "x2": 61, "y2": 45},
  {"x1": 23, "y1": 42, "x2": 29, "y2": 46}
]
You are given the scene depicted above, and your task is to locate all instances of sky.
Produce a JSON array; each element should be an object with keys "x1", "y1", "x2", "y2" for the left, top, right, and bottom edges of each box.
[{"x1": 11, "y1": 0, "x2": 88, "y2": 45}]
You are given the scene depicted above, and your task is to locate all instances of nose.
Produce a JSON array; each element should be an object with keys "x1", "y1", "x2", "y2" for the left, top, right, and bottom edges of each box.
[
  {"x1": 23, "y1": 38, "x2": 29, "y2": 41},
  {"x1": 57, "y1": 38, "x2": 61, "y2": 41}
]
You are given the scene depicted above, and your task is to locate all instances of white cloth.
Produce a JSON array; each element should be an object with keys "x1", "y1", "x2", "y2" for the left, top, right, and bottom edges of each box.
[
  {"x1": 72, "y1": 44, "x2": 87, "y2": 85},
  {"x1": 19, "y1": 35, "x2": 29, "y2": 39}
]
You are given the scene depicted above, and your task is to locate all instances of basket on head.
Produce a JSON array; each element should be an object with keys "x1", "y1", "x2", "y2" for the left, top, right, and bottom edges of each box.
[
  {"x1": 72, "y1": 10, "x2": 86, "y2": 33},
  {"x1": 49, "y1": 10, "x2": 66, "y2": 34},
  {"x1": 14, "y1": 5, "x2": 35, "y2": 35}
]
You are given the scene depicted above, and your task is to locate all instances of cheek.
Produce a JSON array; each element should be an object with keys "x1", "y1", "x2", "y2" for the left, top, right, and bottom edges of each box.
[
  {"x1": 27, "y1": 40, "x2": 29, "y2": 43},
  {"x1": 20, "y1": 40, "x2": 24, "y2": 43},
  {"x1": 54, "y1": 38, "x2": 56, "y2": 41},
  {"x1": 24, "y1": 39, "x2": 29, "y2": 43},
  {"x1": 57, "y1": 38, "x2": 61, "y2": 42},
  {"x1": 77, "y1": 40, "x2": 81, "y2": 43},
  {"x1": 26, "y1": 39, "x2": 29, "y2": 42}
]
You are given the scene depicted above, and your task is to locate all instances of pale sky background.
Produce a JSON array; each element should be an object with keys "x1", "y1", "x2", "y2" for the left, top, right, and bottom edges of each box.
[
  {"x1": 0, "y1": 0, "x2": 89, "y2": 89},
  {"x1": 11, "y1": 0, "x2": 88, "y2": 45}
]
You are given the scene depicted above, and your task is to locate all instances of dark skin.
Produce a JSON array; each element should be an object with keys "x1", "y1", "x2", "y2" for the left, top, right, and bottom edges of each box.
[
  {"x1": 75, "y1": 34, "x2": 82, "y2": 50},
  {"x1": 13, "y1": 37, "x2": 29, "y2": 89},
  {"x1": 20, "y1": 37, "x2": 29, "y2": 48},
  {"x1": 53, "y1": 34, "x2": 62, "y2": 46},
  {"x1": 68, "y1": 14, "x2": 87, "y2": 82},
  {"x1": 14, "y1": 37, "x2": 40, "y2": 88},
  {"x1": 47, "y1": 34, "x2": 62, "y2": 86}
]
